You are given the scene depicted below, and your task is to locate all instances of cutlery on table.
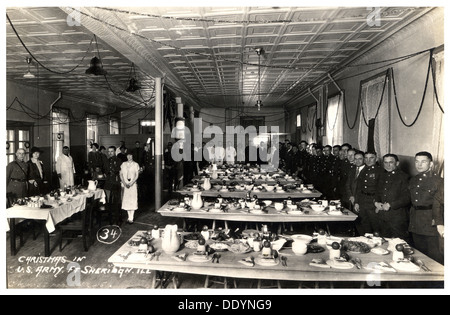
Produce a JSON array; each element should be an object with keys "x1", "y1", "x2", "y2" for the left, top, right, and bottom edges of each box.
[{"x1": 415, "y1": 259, "x2": 431, "y2": 272}]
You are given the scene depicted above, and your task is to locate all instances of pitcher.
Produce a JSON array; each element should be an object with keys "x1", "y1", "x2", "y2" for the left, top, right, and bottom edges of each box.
[
  {"x1": 161, "y1": 224, "x2": 180, "y2": 254},
  {"x1": 87, "y1": 180, "x2": 98, "y2": 191},
  {"x1": 191, "y1": 191, "x2": 203, "y2": 210},
  {"x1": 202, "y1": 176, "x2": 211, "y2": 191}
]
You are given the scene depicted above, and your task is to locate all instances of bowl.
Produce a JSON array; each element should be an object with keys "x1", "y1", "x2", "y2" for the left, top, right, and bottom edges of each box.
[
  {"x1": 310, "y1": 204, "x2": 326, "y2": 212},
  {"x1": 274, "y1": 202, "x2": 284, "y2": 211},
  {"x1": 262, "y1": 200, "x2": 272, "y2": 207},
  {"x1": 265, "y1": 185, "x2": 275, "y2": 192},
  {"x1": 271, "y1": 239, "x2": 286, "y2": 251},
  {"x1": 291, "y1": 234, "x2": 313, "y2": 244}
]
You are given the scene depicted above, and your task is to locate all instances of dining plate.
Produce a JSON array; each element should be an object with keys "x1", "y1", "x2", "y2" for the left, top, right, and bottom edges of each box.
[
  {"x1": 390, "y1": 260, "x2": 421, "y2": 272},
  {"x1": 209, "y1": 208, "x2": 223, "y2": 213},
  {"x1": 255, "y1": 256, "x2": 279, "y2": 267},
  {"x1": 326, "y1": 259, "x2": 354, "y2": 270},
  {"x1": 250, "y1": 209, "x2": 264, "y2": 215},
  {"x1": 172, "y1": 207, "x2": 187, "y2": 212},
  {"x1": 187, "y1": 254, "x2": 213, "y2": 263},
  {"x1": 286, "y1": 210, "x2": 304, "y2": 215},
  {"x1": 371, "y1": 247, "x2": 390, "y2": 255},
  {"x1": 127, "y1": 252, "x2": 150, "y2": 262},
  {"x1": 184, "y1": 240, "x2": 199, "y2": 249}
]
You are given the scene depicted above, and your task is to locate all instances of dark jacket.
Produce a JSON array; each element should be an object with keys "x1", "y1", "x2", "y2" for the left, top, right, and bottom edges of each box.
[
  {"x1": 375, "y1": 169, "x2": 410, "y2": 210},
  {"x1": 408, "y1": 170, "x2": 444, "y2": 236},
  {"x1": 27, "y1": 160, "x2": 45, "y2": 196},
  {"x1": 355, "y1": 164, "x2": 383, "y2": 204},
  {"x1": 345, "y1": 165, "x2": 365, "y2": 201}
]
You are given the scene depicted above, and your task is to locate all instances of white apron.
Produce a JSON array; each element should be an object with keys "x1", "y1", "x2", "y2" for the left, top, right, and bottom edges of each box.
[
  {"x1": 120, "y1": 161, "x2": 139, "y2": 211},
  {"x1": 56, "y1": 154, "x2": 75, "y2": 187}
]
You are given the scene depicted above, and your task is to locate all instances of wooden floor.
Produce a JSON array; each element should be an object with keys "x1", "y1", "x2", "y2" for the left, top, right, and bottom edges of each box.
[{"x1": 5, "y1": 193, "x2": 444, "y2": 290}]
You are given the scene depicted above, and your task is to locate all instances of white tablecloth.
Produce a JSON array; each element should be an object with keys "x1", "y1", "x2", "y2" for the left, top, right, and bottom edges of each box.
[{"x1": 6, "y1": 189, "x2": 106, "y2": 233}]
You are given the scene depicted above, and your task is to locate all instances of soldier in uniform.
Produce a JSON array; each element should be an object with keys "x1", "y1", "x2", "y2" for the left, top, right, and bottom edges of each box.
[
  {"x1": 374, "y1": 154, "x2": 410, "y2": 239},
  {"x1": 322, "y1": 145, "x2": 340, "y2": 199},
  {"x1": 104, "y1": 146, "x2": 123, "y2": 223},
  {"x1": 341, "y1": 148, "x2": 357, "y2": 208},
  {"x1": 332, "y1": 145, "x2": 341, "y2": 157},
  {"x1": 6, "y1": 148, "x2": 31, "y2": 203},
  {"x1": 408, "y1": 151, "x2": 444, "y2": 265},
  {"x1": 88, "y1": 143, "x2": 103, "y2": 179},
  {"x1": 354, "y1": 151, "x2": 383, "y2": 235},
  {"x1": 312, "y1": 145, "x2": 327, "y2": 193}
]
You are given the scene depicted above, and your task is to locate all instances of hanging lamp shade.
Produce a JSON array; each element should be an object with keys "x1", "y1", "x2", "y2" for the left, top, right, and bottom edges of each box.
[
  {"x1": 23, "y1": 57, "x2": 35, "y2": 78},
  {"x1": 126, "y1": 77, "x2": 141, "y2": 92},
  {"x1": 255, "y1": 48, "x2": 264, "y2": 111},
  {"x1": 85, "y1": 56, "x2": 107, "y2": 75}
]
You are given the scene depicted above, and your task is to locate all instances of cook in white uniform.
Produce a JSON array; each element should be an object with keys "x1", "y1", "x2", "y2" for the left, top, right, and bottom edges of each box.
[
  {"x1": 120, "y1": 153, "x2": 140, "y2": 223},
  {"x1": 56, "y1": 146, "x2": 76, "y2": 188}
]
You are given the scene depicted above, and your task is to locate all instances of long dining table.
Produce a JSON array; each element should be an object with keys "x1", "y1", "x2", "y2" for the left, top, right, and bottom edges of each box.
[
  {"x1": 108, "y1": 230, "x2": 444, "y2": 288},
  {"x1": 157, "y1": 199, "x2": 358, "y2": 232},
  {"x1": 6, "y1": 189, "x2": 106, "y2": 257}
]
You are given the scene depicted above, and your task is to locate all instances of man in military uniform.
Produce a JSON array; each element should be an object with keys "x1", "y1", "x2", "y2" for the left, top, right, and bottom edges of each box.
[
  {"x1": 297, "y1": 141, "x2": 309, "y2": 179},
  {"x1": 354, "y1": 151, "x2": 383, "y2": 235},
  {"x1": 312, "y1": 145, "x2": 327, "y2": 193},
  {"x1": 6, "y1": 148, "x2": 31, "y2": 204},
  {"x1": 332, "y1": 145, "x2": 341, "y2": 157},
  {"x1": 338, "y1": 148, "x2": 356, "y2": 207},
  {"x1": 88, "y1": 143, "x2": 103, "y2": 179},
  {"x1": 408, "y1": 151, "x2": 444, "y2": 265},
  {"x1": 374, "y1": 154, "x2": 410, "y2": 239},
  {"x1": 345, "y1": 151, "x2": 365, "y2": 233},
  {"x1": 322, "y1": 145, "x2": 340, "y2": 199},
  {"x1": 104, "y1": 146, "x2": 123, "y2": 223}
]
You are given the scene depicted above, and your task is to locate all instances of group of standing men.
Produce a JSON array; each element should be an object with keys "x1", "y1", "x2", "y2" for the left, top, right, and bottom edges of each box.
[{"x1": 279, "y1": 140, "x2": 444, "y2": 265}]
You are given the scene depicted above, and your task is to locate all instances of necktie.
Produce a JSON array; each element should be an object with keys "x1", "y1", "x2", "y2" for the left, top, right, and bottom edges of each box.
[{"x1": 356, "y1": 167, "x2": 361, "y2": 178}]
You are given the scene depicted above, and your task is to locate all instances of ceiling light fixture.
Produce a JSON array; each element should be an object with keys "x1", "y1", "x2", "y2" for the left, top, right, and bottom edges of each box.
[
  {"x1": 23, "y1": 57, "x2": 35, "y2": 78},
  {"x1": 255, "y1": 47, "x2": 264, "y2": 111},
  {"x1": 85, "y1": 56, "x2": 107, "y2": 75},
  {"x1": 126, "y1": 63, "x2": 141, "y2": 92},
  {"x1": 86, "y1": 35, "x2": 107, "y2": 75}
]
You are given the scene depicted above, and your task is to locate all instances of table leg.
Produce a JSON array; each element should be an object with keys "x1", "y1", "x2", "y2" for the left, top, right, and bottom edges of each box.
[
  {"x1": 212, "y1": 220, "x2": 216, "y2": 230},
  {"x1": 151, "y1": 271, "x2": 157, "y2": 288},
  {"x1": 224, "y1": 221, "x2": 229, "y2": 230},
  {"x1": 44, "y1": 229, "x2": 50, "y2": 257},
  {"x1": 10, "y1": 218, "x2": 16, "y2": 256}
]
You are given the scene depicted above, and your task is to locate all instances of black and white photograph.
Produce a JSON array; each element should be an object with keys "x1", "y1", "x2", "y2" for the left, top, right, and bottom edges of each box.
[{"x1": 2, "y1": 0, "x2": 447, "y2": 296}]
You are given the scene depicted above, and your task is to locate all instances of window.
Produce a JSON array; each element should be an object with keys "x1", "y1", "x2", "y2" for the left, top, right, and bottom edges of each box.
[
  {"x1": 357, "y1": 71, "x2": 390, "y2": 158},
  {"x1": 325, "y1": 93, "x2": 344, "y2": 146},
  {"x1": 52, "y1": 108, "x2": 70, "y2": 172},
  {"x1": 109, "y1": 117, "x2": 120, "y2": 135},
  {"x1": 139, "y1": 119, "x2": 155, "y2": 134},
  {"x1": 86, "y1": 114, "x2": 98, "y2": 148},
  {"x1": 6, "y1": 123, "x2": 32, "y2": 164},
  {"x1": 296, "y1": 114, "x2": 301, "y2": 128}
]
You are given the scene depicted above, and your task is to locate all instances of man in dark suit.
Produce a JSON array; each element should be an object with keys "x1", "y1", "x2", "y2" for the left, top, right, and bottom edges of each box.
[
  {"x1": 354, "y1": 151, "x2": 384, "y2": 235},
  {"x1": 408, "y1": 151, "x2": 444, "y2": 265},
  {"x1": 374, "y1": 154, "x2": 410, "y2": 239},
  {"x1": 345, "y1": 151, "x2": 366, "y2": 235}
]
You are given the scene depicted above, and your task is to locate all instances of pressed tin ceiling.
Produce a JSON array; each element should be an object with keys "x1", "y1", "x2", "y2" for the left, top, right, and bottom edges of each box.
[{"x1": 6, "y1": 6, "x2": 435, "y2": 111}]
